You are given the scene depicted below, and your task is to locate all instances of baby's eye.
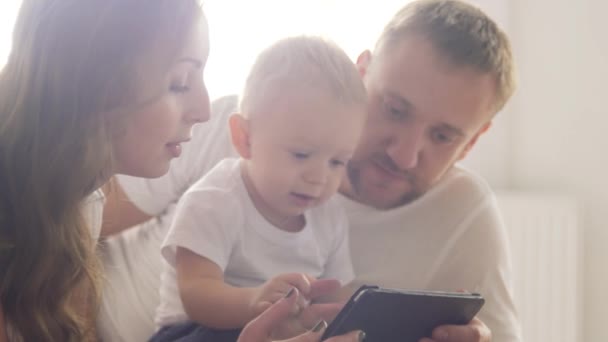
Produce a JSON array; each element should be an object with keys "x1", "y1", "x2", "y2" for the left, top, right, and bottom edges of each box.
[
  {"x1": 291, "y1": 151, "x2": 310, "y2": 160},
  {"x1": 169, "y1": 84, "x2": 190, "y2": 93},
  {"x1": 329, "y1": 159, "x2": 346, "y2": 168}
]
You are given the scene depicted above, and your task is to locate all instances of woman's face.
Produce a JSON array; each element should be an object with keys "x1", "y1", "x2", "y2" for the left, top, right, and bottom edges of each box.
[{"x1": 112, "y1": 15, "x2": 210, "y2": 178}]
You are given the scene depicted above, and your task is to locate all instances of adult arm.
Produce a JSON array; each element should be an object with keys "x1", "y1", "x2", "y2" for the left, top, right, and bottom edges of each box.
[
  {"x1": 423, "y1": 195, "x2": 522, "y2": 342},
  {"x1": 176, "y1": 247, "x2": 314, "y2": 329},
  {"x1": 238, "y1": 291, "x2": 366, "y2": 342}
]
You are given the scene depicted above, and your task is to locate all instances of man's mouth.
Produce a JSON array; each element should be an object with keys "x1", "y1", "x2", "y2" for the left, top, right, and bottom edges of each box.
[{"x1": 373, "y1": 158, "x2": 409, "y2": 182}]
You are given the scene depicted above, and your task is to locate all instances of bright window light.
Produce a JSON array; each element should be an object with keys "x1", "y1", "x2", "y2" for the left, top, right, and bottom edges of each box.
[
  {"x1": 0, "y1": 1, "x2": 21, "y2": 68},
  {"x1": 204, "y1": 0, "x2": 411, "y2": 99},
  {"x1": 0, "y1": 1, "x2": 411, "y2": 99}
]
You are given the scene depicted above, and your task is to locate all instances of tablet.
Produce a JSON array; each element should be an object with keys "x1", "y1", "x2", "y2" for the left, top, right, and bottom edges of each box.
[{"x1": 321, "y1": 285, "x2": 485, "y2": 342}]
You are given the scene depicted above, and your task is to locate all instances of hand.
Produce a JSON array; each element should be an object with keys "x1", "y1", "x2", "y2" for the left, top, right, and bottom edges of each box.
[
  {"x1": 270, "y1": 278, "x2": 344, "y2": 339},
  {"x1": 238, "y1": 288, "x2": 366, "y2": 342},
  {"x1": 419, "y1": 317, "x2": 491, "y2": 342},
  {"x1": 249, "y1": 273, "x2": 314, "y2": 318},
  {"x1": 292, "y1": 278, "x2": 344, "y2": 328}
]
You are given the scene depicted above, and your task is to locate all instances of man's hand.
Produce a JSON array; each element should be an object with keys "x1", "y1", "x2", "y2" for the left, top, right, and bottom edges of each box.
[
  {"x1": 238, "y1": 288, "x2": 365, "y2": 342},
  {"x1": 419, "y1": 317, "x2": 491, "y2": 342}
]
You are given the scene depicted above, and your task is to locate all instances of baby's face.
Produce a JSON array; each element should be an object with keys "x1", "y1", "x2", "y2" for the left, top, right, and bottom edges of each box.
[{"x1": 246, "y1": 88, "x2": 366, "y2": 222}]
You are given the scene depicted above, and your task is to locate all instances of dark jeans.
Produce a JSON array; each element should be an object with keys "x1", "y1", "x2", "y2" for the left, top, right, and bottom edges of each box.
[{"x1": 149, "y1": 321, "x2": 242, "y2": 342}]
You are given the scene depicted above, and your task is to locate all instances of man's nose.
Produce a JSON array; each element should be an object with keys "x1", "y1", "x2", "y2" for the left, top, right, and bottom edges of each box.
[{"x1": 386, "y1": 124, "x2": 425, "y2": 170}]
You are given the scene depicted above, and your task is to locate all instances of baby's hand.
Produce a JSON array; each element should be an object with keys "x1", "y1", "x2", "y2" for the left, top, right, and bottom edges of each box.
[{"x1": 249, "y1": 273, "x2": 314, "y2": 318}]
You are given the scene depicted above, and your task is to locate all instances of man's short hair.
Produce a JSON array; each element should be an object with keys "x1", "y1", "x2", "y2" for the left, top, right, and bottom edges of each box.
[
  {"x1": 375, "y1": 0, "x2": 516, "y2": 113},
  {"x1": 241, "y1": 36, "x2": 367, "y2": 116}
]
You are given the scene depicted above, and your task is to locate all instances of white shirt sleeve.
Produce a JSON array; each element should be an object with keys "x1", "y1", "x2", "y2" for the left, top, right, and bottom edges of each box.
[
  {"x1": 320, "y1": 203, "x2": 355, "y2": 286},
  {"x1": 161, "y1": 183, "x2": 242, "y2": 271},
  {"x1": 469, "y1": 198, "x2": 523, "y2": 342},
  {"x1": 117, "y1": 95, "x2": 239, "y2": 216},
  {"x1": 427, "y1": 196, "x2": 523, "y2": 342}
]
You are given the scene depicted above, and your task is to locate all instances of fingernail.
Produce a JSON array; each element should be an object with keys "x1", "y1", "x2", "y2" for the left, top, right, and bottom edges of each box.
[
  {"x1": 357, "y1": 330, "x2": 366, "y2": 341},
  {"x1": 284, "y1": 287, "x2": 296, "y2": 299},
  {"x1": 312, "y1": 320, "x2": 327, "y2": 333}
]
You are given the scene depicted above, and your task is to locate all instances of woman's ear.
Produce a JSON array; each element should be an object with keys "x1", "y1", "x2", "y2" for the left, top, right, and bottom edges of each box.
[{"x1": 229, "y1": 113, "x2": 252, "y2": 159}]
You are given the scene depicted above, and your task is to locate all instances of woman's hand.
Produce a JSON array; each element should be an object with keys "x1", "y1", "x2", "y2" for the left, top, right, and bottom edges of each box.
[{"x1": 238, "y1": 288, "x2": 365, "y2": 342}]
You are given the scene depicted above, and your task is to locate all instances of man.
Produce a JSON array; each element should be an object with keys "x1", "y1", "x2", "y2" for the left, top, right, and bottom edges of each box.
[{"x1": 98, "y1": 1, "x2": 521, "y2": 341}]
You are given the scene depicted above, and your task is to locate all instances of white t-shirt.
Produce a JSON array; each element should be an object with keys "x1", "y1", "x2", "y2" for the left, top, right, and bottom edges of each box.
[
  {"x1": 339, "y1": 167, "x2": 523, "y2": 342},
  {"x1": 156, "y1": 158, "x2": 354, "y2": 327},
  {"x1": 84, "y1": 189, "x2": 105, "y2": 241},
  {"x1": 97, "y1": 95, "x2": 522, "y2": 342}
]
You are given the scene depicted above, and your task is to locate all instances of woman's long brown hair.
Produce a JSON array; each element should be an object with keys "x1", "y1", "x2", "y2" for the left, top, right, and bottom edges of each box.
[{"x1": 0, "y1": 0, "x2": 201, "y2": 340}]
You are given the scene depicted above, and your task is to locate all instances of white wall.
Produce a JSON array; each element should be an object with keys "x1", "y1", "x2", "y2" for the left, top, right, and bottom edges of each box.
[
  {"x1": 505, "y1": 0, "x2": 607, "y2": 340},
  {"x1": 457, "y1": 0, "x2": 608, "y2": 339},
  {"x1": 459, "y1": 0, "x2": 513, "y2": 187},
  {"x1": 204, "y1": 0, "x2": 413, "y2": 100}
]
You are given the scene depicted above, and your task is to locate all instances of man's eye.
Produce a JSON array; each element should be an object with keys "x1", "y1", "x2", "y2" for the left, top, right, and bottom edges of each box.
[
  {"x1": 432, "y1": 130, "x2": 455, "y2": 144},
  {"x1": 291, "y1": 152, "x2": 309, "y2": 160}
]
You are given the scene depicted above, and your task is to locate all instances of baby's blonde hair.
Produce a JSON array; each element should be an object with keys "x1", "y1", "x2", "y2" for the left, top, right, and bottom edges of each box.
[{"x1": 240, "y1": 36, "x2": 366, "y2": 117}]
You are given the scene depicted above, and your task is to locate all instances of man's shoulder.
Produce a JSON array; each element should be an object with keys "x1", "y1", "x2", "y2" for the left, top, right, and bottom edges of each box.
[
  {"x1": 435, "y1": 164, "x2": 494, "y2": 202},
  {"x1": 439, "y1": 166, "x2": 507, "y2": 240},
  {"x1": 399, "y1": 165, "x2": 496, "y2": 222}
]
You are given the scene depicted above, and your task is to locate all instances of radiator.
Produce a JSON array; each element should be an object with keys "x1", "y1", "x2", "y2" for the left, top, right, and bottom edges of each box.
[{"x1": 496, "y1": 191, "x2": 583, "y2": 342}]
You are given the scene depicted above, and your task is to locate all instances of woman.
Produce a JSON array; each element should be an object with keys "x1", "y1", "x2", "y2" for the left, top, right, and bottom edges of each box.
[{"x1": 0, "y1": 1, "x2": 362, "y2": 341}]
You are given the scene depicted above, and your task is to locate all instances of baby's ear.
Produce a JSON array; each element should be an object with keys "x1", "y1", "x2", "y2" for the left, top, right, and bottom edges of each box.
[
  {"x1": 355, "y1": 50, "x2": 373, "y2": 78},
  {"x1": 229, "y1": 113, "x2": 252, "y2": 159}
]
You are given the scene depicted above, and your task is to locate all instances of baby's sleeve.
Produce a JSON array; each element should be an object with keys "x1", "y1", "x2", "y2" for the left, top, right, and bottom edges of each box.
[{"x1": 160, "y1": 187, "x2": 241, "y2": 271}]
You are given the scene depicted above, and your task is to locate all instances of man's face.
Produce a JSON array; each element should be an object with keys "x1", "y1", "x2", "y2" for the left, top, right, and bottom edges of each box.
[{"x1": 343, "y1": 35, "x2": 497, "y2": 209}]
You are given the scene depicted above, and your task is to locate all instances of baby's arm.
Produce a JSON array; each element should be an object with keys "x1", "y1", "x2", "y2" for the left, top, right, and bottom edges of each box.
[{"x1": 175, "y1": 247, "x2": 313, "y2": 329}]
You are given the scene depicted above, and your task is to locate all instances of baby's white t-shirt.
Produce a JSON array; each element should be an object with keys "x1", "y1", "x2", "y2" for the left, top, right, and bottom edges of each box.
[{"x1": 155, "y1": 157, "x2": 354, "y2": 327}]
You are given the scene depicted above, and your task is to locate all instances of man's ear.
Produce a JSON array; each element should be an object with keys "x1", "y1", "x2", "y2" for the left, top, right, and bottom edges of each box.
[
  {"x1": 355, "y1": 50, "x2": 372, "y2": 78},
  {"x1": 229, "y1": 114, "x2": 252, "y2": 159},
  {"x1": 458, "y1": 121, "x2": 492, "y2": 160}
]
